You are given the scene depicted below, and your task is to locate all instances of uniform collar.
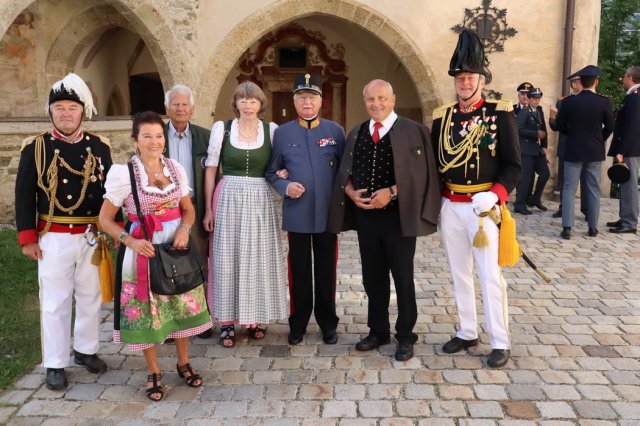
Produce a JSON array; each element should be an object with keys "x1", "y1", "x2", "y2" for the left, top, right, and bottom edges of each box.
[
  {"x1": 458, "y1": 97, "x2": 485, "y2": 113},
  {"x1": 52, "y1": 128, "x2": 84, "y2": 144},
  {"x1": 297, "y1": 116, "x2": 320, "y2": 129}
]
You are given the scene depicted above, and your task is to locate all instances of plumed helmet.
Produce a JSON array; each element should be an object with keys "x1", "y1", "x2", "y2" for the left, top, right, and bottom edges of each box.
[
  {"x1": 46, "y1": 73, "x2": 97, "y2": 119},
  {"x1": 448, "y1": 29, "x2": 492, "y2": 84}
]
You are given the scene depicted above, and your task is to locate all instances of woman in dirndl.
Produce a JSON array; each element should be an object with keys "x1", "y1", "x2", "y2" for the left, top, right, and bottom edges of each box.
[
  {"x1": 99, "y1": 111, "x2": 212, "y2": 401},
  {"x1": 202, "y1": 81, "x2": 288, "y2": 348}
]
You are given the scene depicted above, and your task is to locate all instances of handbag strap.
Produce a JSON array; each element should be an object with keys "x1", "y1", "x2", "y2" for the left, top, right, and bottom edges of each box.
[{"x1": 127, "y1": 161, "x2": 151, "y2": 242}]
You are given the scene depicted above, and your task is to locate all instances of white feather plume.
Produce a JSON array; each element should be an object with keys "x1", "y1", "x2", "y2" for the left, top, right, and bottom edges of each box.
[{"x1": 46, "y1": 73, "x2": 97, "y2": 119}]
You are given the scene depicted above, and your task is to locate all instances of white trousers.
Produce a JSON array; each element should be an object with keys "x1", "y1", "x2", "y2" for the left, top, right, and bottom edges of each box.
[
  {"x1": 38, "y1": 232, "x2": 101, "y2": 368},
  {"x1": 439, "y1": 198, "x2": 510, "y2": 349}
]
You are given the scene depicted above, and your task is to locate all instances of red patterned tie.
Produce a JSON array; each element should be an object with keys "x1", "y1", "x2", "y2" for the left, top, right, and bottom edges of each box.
[{"x1": 372, "y1": 122, "x2": 383, "y2": 143}]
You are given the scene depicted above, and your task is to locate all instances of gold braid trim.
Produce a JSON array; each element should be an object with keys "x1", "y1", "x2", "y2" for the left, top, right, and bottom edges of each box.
[
  {"x1": 486, "y1": 99, "x2": 513, "y2": 112},
  {"x1": 34, "y1": 137, "x2": 98, "y2": 236},
  {"x1": 437, "y1": 105, "x2": 485, "y2": 176}
]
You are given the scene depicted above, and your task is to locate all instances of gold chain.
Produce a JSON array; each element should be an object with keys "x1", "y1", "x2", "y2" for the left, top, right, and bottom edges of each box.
[
  {"x1": 438, "y1": 106, "x2": 484, "y2": 176},
  {"x1": 34, "y1": 136, "x2": 97, "y2": 235}
]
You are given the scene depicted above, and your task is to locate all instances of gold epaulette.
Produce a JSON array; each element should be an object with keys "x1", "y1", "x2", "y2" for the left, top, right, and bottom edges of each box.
[
  {"x1": 432, "y1": 102, "x2": 457, "y2": 121},
  {"x1": 20, "y1": 133, "x2": 46, "y2": 151},
  {"x1": 486, "y1": 99, "x2": 514, "y2": 112},
  {"x1": 86, "y1": 132, "x2": 111, "y2": 147}
]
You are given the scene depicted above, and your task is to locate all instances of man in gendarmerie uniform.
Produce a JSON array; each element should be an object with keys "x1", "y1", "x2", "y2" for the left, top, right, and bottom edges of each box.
[
  {"x1": 555, "y1": 65, "x2": 614, "y2": 239},
  {"x1": 513, "y1": 82, "x2": 532, "y2": 116},
  {"x1": 432, "y1": 30, "x2": 521, "y2": 368},
  {"x1": 266, "y1": 73, "x2": 346, "y2": 346},
  {"x1": 514, "y1": 87, "x2": 549, "y2": 214},
  {"x1": 327, "y1": 79, "x2": 441, "y2": 362},
  {"x1": 15, "y1": 73, "x2": 112, "y2": 390},
  {"x1": 606, "y1": 65, "x2": 640, "y2": 234}
]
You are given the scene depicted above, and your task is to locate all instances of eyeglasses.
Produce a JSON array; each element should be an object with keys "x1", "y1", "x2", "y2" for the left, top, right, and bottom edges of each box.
[{"x1": 295, "y1": 95, "x2": 320, "y2": 103}]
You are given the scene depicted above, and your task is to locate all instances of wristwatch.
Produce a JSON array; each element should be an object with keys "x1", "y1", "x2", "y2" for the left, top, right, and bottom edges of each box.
[
  {"x1": 118, "y1": 230, "x2": 130, "y2": 244},
  {"x1": 389, "y1": 186, "x2": 398, "y2": 201}
]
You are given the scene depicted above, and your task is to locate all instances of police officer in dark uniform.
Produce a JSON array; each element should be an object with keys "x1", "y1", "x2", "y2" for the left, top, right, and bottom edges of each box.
[
  {"x1": 15, "y1": 73, "x2": 115, "y2": 390},
  {"x1": 555, "y1": 65, "x2": 614, "y2": 239},
  {"x1": 606, "y1": 65, "x2": 640, "y2": 234},
  {"x1": 431, "y1": 30, "x2": 521, "y2": 368},
  {"x1": 514, "y1": 82, "x2": 533, "y2": 115},
  {"x1": 514, "y1": 87, "x2": 550, "y2": 214}
]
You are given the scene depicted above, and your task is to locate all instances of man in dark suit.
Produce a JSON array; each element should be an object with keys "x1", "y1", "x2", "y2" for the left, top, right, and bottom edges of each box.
[
  {"x1": 432, "y1": 29, "x2": 521, "y2": 368},
  {"x1": 513, "y1": 82, "x2": 533, "y2": 116},
  {"x1": 327, "y1": 79, "x2": 441, "y2": 361},
  {"x1": 549, "y1": 74, "x2": 587, "y2": 219},
  {"x1": 164, "y1": 84, "x2": 212, "y2": 337},
  {"x1": 514, "y1": 87, "x2": 549, "y2": 214},
  {"x1": 606, "y1": 66, "x2": 640, "y2": 234},
  {"x1": 266, "y1": 73, "x2": 346, "y2": 346},
  {"x1": 555, "y1": 65, "x2": 614, "y2": 239}
]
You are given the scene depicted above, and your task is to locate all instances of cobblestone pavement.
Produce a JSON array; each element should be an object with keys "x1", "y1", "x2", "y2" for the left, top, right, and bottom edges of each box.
[{"x1": 1, "y1": 198, "x2": 639, "y2": 425}]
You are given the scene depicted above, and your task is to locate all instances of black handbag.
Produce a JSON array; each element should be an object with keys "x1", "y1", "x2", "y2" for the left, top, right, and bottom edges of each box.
[{"x1": 127, "y1": 162, "x2": 206, "y2": 296}]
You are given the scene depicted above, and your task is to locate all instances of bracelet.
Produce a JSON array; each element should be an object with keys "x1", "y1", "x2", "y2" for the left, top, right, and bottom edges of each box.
[
  {"x1": 179, "y1": 224, "x2": 192, "y2": 233},
  {"x1": 118, "y1": 230, "x2": 130, "y2": 244}
]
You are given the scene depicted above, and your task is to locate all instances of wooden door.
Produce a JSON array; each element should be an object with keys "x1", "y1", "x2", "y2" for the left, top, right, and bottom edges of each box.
[{"x1": 272, "y1": 91, "x2": 296, "y2": 125}]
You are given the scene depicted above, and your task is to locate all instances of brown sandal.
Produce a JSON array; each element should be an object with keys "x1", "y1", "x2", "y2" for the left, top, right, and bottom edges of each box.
[{"x1": 176, "y1": 363, "x2": 203, "y2": 388}]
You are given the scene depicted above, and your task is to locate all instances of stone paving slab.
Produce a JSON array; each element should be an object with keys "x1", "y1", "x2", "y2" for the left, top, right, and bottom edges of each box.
[{"x1": 1, "y1": 198, "x2": 639, "y2": 425}]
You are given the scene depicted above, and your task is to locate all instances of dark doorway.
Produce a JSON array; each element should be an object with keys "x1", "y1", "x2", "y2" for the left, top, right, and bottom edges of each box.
[
  {"x1": 272, "y1": 91, "x2": 296, "y2": 125},
  {"x1": 129, "y1": 73, "x2": 165, "y2": 115}
]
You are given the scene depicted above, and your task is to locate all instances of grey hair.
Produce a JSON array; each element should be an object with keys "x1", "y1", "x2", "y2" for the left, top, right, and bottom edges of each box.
[
  {"x1": 164, "y1": 84, "x2": 195, "y2": 108},
  {"x1": 362, "y1": 79, "x2": 394, "y2": 97}
]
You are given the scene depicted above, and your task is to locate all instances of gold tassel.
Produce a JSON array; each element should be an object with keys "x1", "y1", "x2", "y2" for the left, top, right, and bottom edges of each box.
[
  {"x1": 498, "y1": 204, "x2": 521, "y2": 266},
  {"x1": 95, "y1": 237, "x2": 114, "y2": 303},
  {"x1": 473, "y1": 216, "x2": 490, "y2": 248}
]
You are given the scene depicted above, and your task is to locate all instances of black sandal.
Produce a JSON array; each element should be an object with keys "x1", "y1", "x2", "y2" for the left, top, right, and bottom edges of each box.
[
  {"x1": 220, "y1": 325, "x2": 235, "y2": 348},
  {"x1": 248, "y1": 325, "x2": 266, "y2": 340},
  {"x1": 176, "y1": 363, "x2": 203, "y2": 388},
  {"x1": 145, "y1": 373, "x2": 164, "y2": 401}
]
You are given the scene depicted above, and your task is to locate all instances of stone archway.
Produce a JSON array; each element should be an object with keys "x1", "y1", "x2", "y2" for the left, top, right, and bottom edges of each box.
[
  {"x1": 197, "y1": 0, "x2": 441, "y2": 125},
  {"x1": 1, "y1": 0, "x2": 189, "y2": 97}
]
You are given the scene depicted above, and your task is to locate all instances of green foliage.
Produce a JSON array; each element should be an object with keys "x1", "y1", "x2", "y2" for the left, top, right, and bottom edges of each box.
[
  {"x1": 598, "y1": 0, "x2": 640, "y2": 105},
  {"x1": 0, "y1": 229, "x2": 41, "y2": 390}
]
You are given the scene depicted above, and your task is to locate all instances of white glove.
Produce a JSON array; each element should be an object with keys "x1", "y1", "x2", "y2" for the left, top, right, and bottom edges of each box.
[{"x1": 471, "y1": 191, "x2": 498, "y2": 213}]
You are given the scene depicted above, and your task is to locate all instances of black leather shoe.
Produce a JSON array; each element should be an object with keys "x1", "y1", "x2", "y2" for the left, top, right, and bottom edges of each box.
[
  {"x1": 197, "y1": 329, "x2": 213, "y2": 338},
  {"x1": 534, "y1": 203, "x2": 548, "y2": 211},
  {"x1": 322, "y1": 330, "x2": 338, "y2": 344},
  {"x1": 442, "y1": 336, "x2": 479, "y2": 354},
  {"x1": 552, "y1": 210, "x2": 562, "y2": 218},
  {"x1": 607, "y1": 219, "x2": 622, "y2": 228},
  {"x1": 74, "y1": 351, "x2": 107, "y2": 374},
  {"x1": 609, "y1": 226, "x2": 637, "y2": 234},
  {"x1": 588, "y1": 227, "x2": 598, "y2": 237},
  {"x1": 514, "y1": 207, "x2": 532, "y2": 215},
  {"x1": 45, "y1": 368, "x2": 68, "y2": 390},
  {"x1": 560, "y1": 227, "x2": 571, "y2": 240},
  {"x1": 355, "y1": 334, "x2": 391, "y2": 351},
  {"x1": 487, "y1": 349, "x2": 510, "y2": 368},
  {"x1": 288, "y1": 332, "x2": 303, "y2": 345},
  {"x1": 395, "y1": 342, "x2": 414, "y2": 361}
]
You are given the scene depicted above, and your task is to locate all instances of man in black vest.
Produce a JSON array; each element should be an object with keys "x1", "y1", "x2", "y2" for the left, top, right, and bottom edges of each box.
[
  {"x1": 327, "y1": 79, "x2": 440, "y2": 361},
  {"x1": 555, "y1": 65, "x2": 614, "y2": 239},
  {"x1": 606, "y1": 66, "x2": 640, "y2": 234}
]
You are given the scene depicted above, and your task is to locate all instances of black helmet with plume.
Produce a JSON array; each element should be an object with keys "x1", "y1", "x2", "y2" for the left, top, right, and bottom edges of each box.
[{"x1": 448, "y1": 29, "x2": 492, "y2": 84}]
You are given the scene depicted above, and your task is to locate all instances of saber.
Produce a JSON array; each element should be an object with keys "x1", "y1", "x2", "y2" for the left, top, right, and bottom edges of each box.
[{"x1": 484, "y1": 209, "x2": 551, "y2": 283}]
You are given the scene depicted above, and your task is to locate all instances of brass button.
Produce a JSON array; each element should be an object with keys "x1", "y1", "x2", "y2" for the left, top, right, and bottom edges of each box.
[
  {"x1": 66, "y1": 195, "x2": 72, "y2": 200},
  {"x1": 63, "y1": 178, "x2": 68, "y2": 184},
  {"x1": 87, "y1": 210, "x2": 92, "y2": 215},
  {"x1": 470, "y1": 164, "x2": 475, "y2": 169},
  {"x1": 467, "y1": 180, "x2": 472, "y2": 184},
  {"x1": 69, "y1": 224, "x2": 74, "y2": 229}
]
